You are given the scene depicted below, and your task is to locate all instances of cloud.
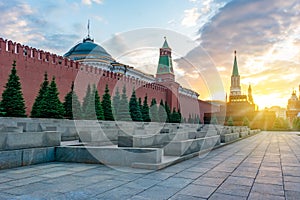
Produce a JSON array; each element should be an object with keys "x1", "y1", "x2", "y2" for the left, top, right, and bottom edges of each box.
[
  {"x1": 0, "y1": 0, "x2": 82, "y2": 55},
  {"x1": 181, "y1": 8, "x2": 200, "y2": 27},
  {"x1": 82, "y1": 0, "x2": 103, "y2": 5},
  {"x1": 175, "y1": 0, "x2": 300, "y2": 107},
  {"x1": 176, "y1": 0, "x2": 300, "y2": 107}
]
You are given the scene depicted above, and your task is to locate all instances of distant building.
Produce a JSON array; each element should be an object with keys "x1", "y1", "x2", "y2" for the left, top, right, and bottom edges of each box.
[
  {"x1": 268, "y1": 106, "x2": 286, "y2": 119},
  {"x1": 286, "y1": 88, "x2": 300, "y2": 123},
  {"x1": 225, "y1": 51, "x2": 256, "y2": 125}
]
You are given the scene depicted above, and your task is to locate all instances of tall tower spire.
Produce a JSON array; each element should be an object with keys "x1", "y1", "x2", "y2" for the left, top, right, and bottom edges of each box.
[
  {"x1": 156, "y1": 37, "x2": 174, "y2": 82},
  {"x1": 232, "y1": 50, "x2": 239, "y2": 76},
  {"x1": 230, "y1": 50, "x2": 241, "y2": 96},
  {"x1": 248, "y1": 84, "x2": 254, "y2": 104}
]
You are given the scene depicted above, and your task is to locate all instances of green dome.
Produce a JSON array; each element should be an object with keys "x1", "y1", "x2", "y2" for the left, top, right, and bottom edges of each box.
[{"x1": 64, "y1": 37, "x2": 115, "y2": 62}]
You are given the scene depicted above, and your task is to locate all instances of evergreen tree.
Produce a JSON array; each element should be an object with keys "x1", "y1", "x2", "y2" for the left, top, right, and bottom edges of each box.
[
  {"x1": 188, "y1": 114, "x2": 193, "y2": 123},
  {"x1": 165, "y1": 101, "x2": 171, "y2": 123},
  {"x1": 31, "y1": 72, "x2": 49, "y2": 118},
  {"x1": 170, "y1": 108, "x2": 181, "y2": 123},
  {"x1": 210, "y1": 115, "x2": 218, "y2": 124},
  {"x1": 102, "y1": 84, "x2": 114, "y2": 121},
  {"x1": 227, "y1": 116, "x2": 234, "y2": 126},
  {"x1": 292, "y1": 118, "x2": 300, "y2": 130},
  {"x1": 94, "y1": 85, "x2": 104, "y2": 120},
  {"x1": 117, "y1": 85, "x2": 131, "y2": 121},
  {"x1": 197, "y1": 115, "x2": 202, "y2": 124},
  {"x1": 149, "y1": 98, "x2": 159, "y2": 122},
  {"x1": 129, "y1": 89, "x2": 142, "y2": 121},
  {"x1": 63, "y1": 81, "x2": 81, "y2": 119},
  {"x1": 178, "y1": 109, "x2": 183, "y2": 123},
  {"x1": 1, "y1": 60, "x2": 26, "y2": 117},
  {"x1": 158, "y1": 99, "x2": 167, "y2": 122},
  {"x1": 112, "y1": 87, "x2": 120, "y2": 120},
  {"x1": 39, "y1": 77, "x2": 64, "y2": 118},
  {"x1": 81, "y1": 84, "x2": 95, "y2": 120},
  {"x1": 0, "y1": 104, "x2": 5, "y2": 116},
  {"x1": 138, "y1": 97, "x2": 142, "y2": 113},
  {"x1": 142, "y1": 95, "x2": 151, "y2": 122},
  {"x1": 273, "y1": 117, "x2": 289, "y2": 130},
  {"x1": 242, "y1": 117, "x2": 250, "y2": 127}
]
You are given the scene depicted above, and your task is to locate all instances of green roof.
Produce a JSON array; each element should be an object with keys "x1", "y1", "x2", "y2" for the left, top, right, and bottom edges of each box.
[
  {"x1": 232, "y1": 51, "x2": 239, "y2": 76},
  {"x1": 157, "y1": 56, "x2": 173, "y2": 74},
  {"x1": 162, "y1": 37, "x2": 170, "y2": 49}
]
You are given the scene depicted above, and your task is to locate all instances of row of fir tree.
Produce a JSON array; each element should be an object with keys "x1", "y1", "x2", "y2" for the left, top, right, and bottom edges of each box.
[{"x1": 0, "y1": 61, "x2": 187, "y2": 123}]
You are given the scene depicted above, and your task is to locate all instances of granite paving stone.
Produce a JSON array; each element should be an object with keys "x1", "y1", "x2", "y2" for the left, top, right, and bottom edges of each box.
[
  {"x1": 209, "y1": 192, "x2": 247, "y2": 200},
  {"x1": 284, "y1": 175, "x2": 300, "y2": 183},
  {"x1": 0, "y1": 131, "x2": 299, "y2": 199},
  {"x1": 169, "y1": 194, "x2": 206, "y2": 200},
  {"x1": 284, "y1": 181, "x2": 300, "y2": 191},
  {"x1": 193, "y1": 176, "x2": 225, "y2": 187},
  {"x1": 178, "y1": 184, "x2": 216, "y2": 198},
  {"x1": 285, "y1": 190, "x2": 300, "y2": 200},
  {"x1": 133, "y1": 185, "x2": 180, "y2": 199},
  {"x1": 251, "y1": 182, "x2": 284, "y2": 196},
  {"x1": 216, "y1": 183, "x2": 251, "y2": 197},
  {"x1": 157, "y1": 177, "x2": 193, "y2": 188},
  {"x1": 255, "y1": 176, "x2": 283, "y2": 185},
  {"x1": 173, "y1": 171, "x2": 202, "y2": 179},
  {"x1": 223, "y1": 176, "x2": 254, "y2": 186},
  {"x1": 248, "y1": 192, "x2": 285, "y2": 200}
]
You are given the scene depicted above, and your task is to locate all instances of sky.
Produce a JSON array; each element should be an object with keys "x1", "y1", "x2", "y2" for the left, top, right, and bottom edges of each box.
[{"x1": 0, "y1": 0, "x2": 299, "y2": 109}]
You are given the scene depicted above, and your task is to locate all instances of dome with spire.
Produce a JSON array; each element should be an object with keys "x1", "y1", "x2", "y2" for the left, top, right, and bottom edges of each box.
[
  {"x1": 63, "y1": 36, "x2": 115, "y2": 63},
  {"x1": 64, "y1": 20, "x2": 115, "y2": 63}
]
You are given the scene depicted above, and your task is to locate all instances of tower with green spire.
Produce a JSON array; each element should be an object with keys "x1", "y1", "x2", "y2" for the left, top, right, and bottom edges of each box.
[
  {"x1": 156, "y1": 37, "x2": 175, "y2": 82},
  {"x1": 156, "y1": 37, "x2": 179, "y2": 111},
  {"x1": 248, "y1": 84, "x2": 254, "y2": 104},
  {"x1": 226, "y1": 50, "x2": 256, "y2": 126},
  {"x1": 230, "y1": 51, "x2": 241, "y2": 96}
]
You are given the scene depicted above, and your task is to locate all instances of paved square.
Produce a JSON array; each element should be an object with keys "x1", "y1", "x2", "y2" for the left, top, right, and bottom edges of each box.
[{"x1": 0, "y1": 131, "x2": 299, "y2": 199}]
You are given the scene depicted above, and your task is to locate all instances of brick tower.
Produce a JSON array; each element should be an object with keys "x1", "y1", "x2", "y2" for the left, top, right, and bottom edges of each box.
[{"x1": 156, "y1": 37, "x2": 179, "y2": 110}]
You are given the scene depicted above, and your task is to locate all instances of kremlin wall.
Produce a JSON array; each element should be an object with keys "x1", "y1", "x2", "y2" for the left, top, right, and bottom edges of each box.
[{"x1": 0, "y1": 36, "x2": 219, "y2": 122}]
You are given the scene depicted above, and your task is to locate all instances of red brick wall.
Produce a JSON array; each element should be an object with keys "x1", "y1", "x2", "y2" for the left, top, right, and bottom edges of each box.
[
  {"x1": 0, "y1": 38, "x2": 212, "y2": 121},
  {"x1": 0, "y1": 38, "x2": 167, "y2": 115}
]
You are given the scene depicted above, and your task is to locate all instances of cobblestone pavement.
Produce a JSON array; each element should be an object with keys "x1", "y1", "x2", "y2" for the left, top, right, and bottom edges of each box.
[{"x1": 0, "y1": 131, "x2": 299, "y2": 200}]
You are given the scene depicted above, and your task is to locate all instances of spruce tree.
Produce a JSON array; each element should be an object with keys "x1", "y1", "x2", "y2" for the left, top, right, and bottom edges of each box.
[
  {"x1": 210, "y1": 115, "x2": 218, "y2": 124},
  {"x1": 129, "y1": 89, "x2": 142, "y2": 121},
  {"x1": 1, "y1": 60, "x2": 26, "y2": 117},
  {"x1": 117, "y1": 85, "x2": 131, "y2": 121},
  {"x1": 242, "y1": 117, "x2": 250, "y2": 127},
  {"x1": 63, "y1": 81, "x2": 81, "y2": 119},
  {"x1": 0, "y1": 104, "x2": 5, "y2": 116},
  {"x1": 138, "y1": 97, "x2": 142, "y2": 114},
  {"x1": 188, "y1": 114, "x2": 193, "y2": 123},
  {"x1": 158, "y1": 99, "x2": 167, "y2": 122},
  {"x1": 227, "y1": 116, "x2": 234, "y2": 126},
  {"x1": 102, "y1": 84, "x2": 114, "y2": 121},
  {"x1": 82, "y1": 84, "x2": 95, "y2": 120},
  {"x1": 178, "y1": 109, "x2": 183, "y2": 123},
  {"x1": 142, "y1": 95, "x2": 151, "y2": 122},
  {"x1": 170, "y1": 108, "x2": 181, "y2": 123},
  {"x1": 292, "y1": 118, "x2": 299, "y2": 130},
  {"x1": 31, "y1": 72, "x2": 49, "y2": 118},
  {"x1": 39, "y1": 77, "x2": 64, "y2": 118},
  {"x1": 112, "y1": 87, "x2": 120, "y2": 120},
  {"x1": 149, "y1": 98, "x2": 159, "y2": 122},
  {"x1": 273, "y1": 117, "x2": 282, "y2": 130},
  {"x1": 94, "y1": 85, "x2": 104, "y2": 120},
  {"x1": 165, "y1": 101, "x2": 171, "y2": 123}
]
